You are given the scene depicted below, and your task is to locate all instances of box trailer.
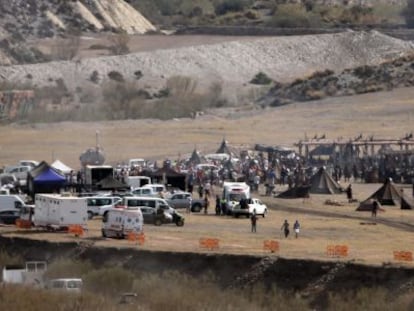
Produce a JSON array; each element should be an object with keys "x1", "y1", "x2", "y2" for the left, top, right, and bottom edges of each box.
[{"x1": 34, "y1": 194, "x2": 87, "y2": 230}]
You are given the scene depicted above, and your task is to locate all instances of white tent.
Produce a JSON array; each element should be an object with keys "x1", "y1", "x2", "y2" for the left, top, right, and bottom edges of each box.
[{"x1": 51, "y1": 160, "x2": 73, "y2": 175}]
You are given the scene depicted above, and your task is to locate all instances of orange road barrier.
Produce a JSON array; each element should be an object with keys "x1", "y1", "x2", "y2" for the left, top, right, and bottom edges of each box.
[
  {"x1": 15, "y1": 219, "x2": 31, "y2": 229},
  {"x1": 326, "y1": 245, "x2": 348, "y2": 258},
  {"x1": 393, "y1": 251, "x2": 413, "y2": 262},
  {"x1": 263, "y1": 240, "x2": 279, "y2": 253},
  {"x1": 68, "y1": 225, "x2": 84, "y2": 237},
  {"x1": 199, "y1": 238, "x2": 219, "y2": 251},
  {"x1": 127, "y1": 232, "x2": 145, "y2": 245}
]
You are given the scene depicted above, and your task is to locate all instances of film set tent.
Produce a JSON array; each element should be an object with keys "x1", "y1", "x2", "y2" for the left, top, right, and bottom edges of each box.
[
  {"x1": 277, "y1": 185, "x2": 310, "y2": 198},
  {"x1": 26, "y1": 161, "x2": 66, "y2": 196},
  {"x1": 309, "y1": 167, "x2": 342, "y2": 194},
  {"x1": 51, "y1": 160, "x2": 73, "y2": 175},
  {"x1": 356, "y1": 178, "x2": 413, "y2": 211},
  {"x1": 144, "y1": 166, "x2": 186, "y2": 191}
]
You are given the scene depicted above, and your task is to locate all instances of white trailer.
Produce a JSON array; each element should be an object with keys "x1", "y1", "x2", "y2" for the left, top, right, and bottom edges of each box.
[
  {"x1": 2, "y1": 261, "x2": 47, "y2": 287},
  {"x1": 101, "y1": 207, "x2": 143, "y2": 239},
  {"x1": 222, "y1": 182, "x2": 250, "y2": 215},
  {"x1": 34, "y1": 194, "x2": 87, "y2": 230}
]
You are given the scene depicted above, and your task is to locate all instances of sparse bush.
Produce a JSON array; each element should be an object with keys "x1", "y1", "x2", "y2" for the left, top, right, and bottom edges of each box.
[
  {"x1": 353, "y1": 65, "x2": 375, "y2": 79},
  {"x1": 214, "y1": 0, "x2": 251, "y2": 16},
  {"x1": 108, "y1": 32, "x2": 130, "y2": 55},
  {"x1": 90, "y1": 70, "x2": 100, "y2": 84},
  {"x1": 250, "y1": 72, "x2": 272, "y2": 85},
  {"x1": 309, "y1": 69, "x2": 334, "y2": 80},
  {"x1": 107, "y1": 71, "x2": 124, "y2": 82},
  {"x1": 134, "y1": 70, "x2": 143, "y2": 80},
  {"x1": 267, "y1": 4, "x2": 322, "y2": 28}
]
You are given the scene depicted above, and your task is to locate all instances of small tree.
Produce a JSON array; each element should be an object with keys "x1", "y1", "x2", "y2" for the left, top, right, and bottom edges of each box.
[{"x1": 250, "y1": 72, "x2": 272, "y2": 85}]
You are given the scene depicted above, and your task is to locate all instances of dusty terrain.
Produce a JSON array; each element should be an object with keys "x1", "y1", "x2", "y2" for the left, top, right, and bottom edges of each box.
[
  {"x1": 0, "y1": 183, "x2": 413, "y2": 266},
  {"x1": 1, "y1": 85, "x2": 413, "y2": 169}
]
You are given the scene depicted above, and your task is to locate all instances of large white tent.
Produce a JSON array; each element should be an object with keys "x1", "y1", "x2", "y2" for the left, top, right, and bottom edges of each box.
[{"x1": 51, "y1": 160, "x2": 73, "y2": 175}]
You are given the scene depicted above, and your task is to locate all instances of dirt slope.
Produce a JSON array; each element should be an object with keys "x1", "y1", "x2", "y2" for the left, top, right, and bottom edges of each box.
[{"x1": 0, "y1": 31, "x2": 412, "y2": 101}]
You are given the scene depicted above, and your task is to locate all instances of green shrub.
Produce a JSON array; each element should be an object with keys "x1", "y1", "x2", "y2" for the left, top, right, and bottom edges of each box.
[{"x1": 250, "y1": 72, "x2": 272, "y2": 85}]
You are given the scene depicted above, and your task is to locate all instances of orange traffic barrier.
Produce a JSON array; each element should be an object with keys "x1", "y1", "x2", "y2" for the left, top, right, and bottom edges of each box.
[
  {"x1": 263, "y1": 240, "x2": 279, "y2": 253},
  {"x1": 326, "y1": 245, "x2": 348, "y2": 258},
  {"x1": 199, "y1": 238, "x2": 219, "y2": 250},
  {"x1": 68, "y1": 225, "x2": 84, "y2": 237},
  {"x1": 127, "y1": 232, "x2": 145, "y2": 245},
  {"x1": 393, "y1": 251, "x2": 413, "y2": 262},
  {"x1": 15, "y1": 219, "x2": 31, "y2": 229}
]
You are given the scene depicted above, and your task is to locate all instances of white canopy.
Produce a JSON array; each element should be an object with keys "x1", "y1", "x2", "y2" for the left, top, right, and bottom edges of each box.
[{"x1": 51, "y1": 160, "x2": 73, "y2": 174}]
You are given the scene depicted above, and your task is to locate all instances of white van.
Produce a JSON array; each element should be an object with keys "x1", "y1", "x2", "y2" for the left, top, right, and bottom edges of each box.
[
  {"x1": 85, "y1": 196, "x2": 122, "y2": 219},
  {"x1": 101, "y1": 207, "x2": 143, "y2": 238},
  {"x1": 46, "y1": 278, "x2": 83, "y2": 293},
  {"x1": 118, "y1": 196, "x2": 174, "y2": 214},
  {"x1": 0, "y1": 194, "x2": 26, "y2": 212}
]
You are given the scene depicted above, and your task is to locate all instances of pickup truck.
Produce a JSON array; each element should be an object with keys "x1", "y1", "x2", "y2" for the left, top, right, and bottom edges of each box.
[
  {"x1": 166, "y1": 192, "x2": 206, "y2": 213},
  {"x1": 232, "y1": 198, "x2": 268, "y2": 218}
]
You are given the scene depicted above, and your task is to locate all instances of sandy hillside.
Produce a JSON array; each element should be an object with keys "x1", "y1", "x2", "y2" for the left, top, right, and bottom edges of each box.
[{"x1": 1, "y1": 31, "x2": 413, "y2": 101}]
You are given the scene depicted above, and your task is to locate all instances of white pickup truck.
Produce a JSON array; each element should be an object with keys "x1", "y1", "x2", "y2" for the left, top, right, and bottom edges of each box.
[{"x1": 232, "y1": 198, "x2": 268, "y2": 218}]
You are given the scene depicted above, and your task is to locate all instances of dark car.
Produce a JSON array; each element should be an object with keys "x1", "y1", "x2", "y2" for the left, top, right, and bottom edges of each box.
[
  {"x1": 140, "y1": 207, "x2": 184, "y2": 226},
  {"x1": 0, "y1": 210, "x2": 20, "y2": 225}
]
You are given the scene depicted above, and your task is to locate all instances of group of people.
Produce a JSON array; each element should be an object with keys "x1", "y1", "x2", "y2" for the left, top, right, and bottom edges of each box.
[{"x1": 250, "y1": 214, "x2": 301, "y2": 239}]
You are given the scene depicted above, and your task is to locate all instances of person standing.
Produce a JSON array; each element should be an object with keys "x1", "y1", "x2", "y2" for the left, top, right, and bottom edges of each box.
[
  {"x1": 204, "y1": 196, "x2": 209, "y2": 214},
  {"x1": 293, "y1": 220, "x2": 300, "y2": 238},
  {"x1": 346, "y1": 184, "x2": 353, "y2": 202},
  {"x1": 250, "y1": 210, "x2": 257, "y2": 233},
  {"x1": 372, "y1": 200, "x2": 379, "y2": 218},
  {"x1": 281, "y1": 220, "x2": 290, "y2": 238}
]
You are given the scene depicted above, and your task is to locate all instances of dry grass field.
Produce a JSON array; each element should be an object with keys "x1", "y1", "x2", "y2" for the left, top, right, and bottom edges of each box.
[
  {"x1": 1, "y1": 86, "x2": 414, "y2": 169},
  {"x1": 0, "y1": 183, "x2": 413, "y2": 267}
]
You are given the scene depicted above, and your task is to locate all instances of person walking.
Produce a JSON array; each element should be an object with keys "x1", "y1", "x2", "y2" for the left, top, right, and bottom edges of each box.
[
  {"x1": 250, "y1": 210, "x2": 257, "y2": 233},
  {"x1": 281, "y1": 220, "x2": 290, "y2": 238},
  {"x1": 293, "y1": 220, "x2": 300, "y2": 238}
]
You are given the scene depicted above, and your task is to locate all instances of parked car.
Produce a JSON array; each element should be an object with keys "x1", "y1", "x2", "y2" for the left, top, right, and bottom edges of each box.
[
  {"x1": 85, "y1": 196, "x2": 122, "y2": 219},
  {"x1": 166, "y1": 192, "x2": 206, "y2": 212},
  {"x1": 140, "y1": 206, "x2": 184, "y2": 226},
  {"x1": 0, "y1": 210, "x2": 20, "y2": 224},
  {"x1": 232, "y1": 198, "x2": 268, "y2": 218}
]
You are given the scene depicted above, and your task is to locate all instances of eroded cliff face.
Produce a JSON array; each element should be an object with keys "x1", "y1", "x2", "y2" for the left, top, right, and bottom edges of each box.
[{"x1": 1, "y1": 235, "x2": 414, "y2": 308}]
